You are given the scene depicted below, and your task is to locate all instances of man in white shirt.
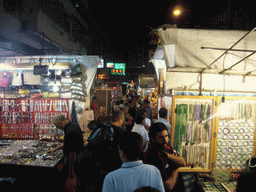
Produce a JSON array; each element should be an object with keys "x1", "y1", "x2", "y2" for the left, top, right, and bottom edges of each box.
[
  {"x1": 132, "y1": 111, "x2": 150, "y2": 152},
  {"x1": 102, "y1": 132, "x2": 165, "y2": 192},
  {"x1": 155, "y1": 108, "x2": 171, "y2": 136}
]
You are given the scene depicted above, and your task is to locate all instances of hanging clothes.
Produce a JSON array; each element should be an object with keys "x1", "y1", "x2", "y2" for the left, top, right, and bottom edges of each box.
[{"x1": 0, "y1": 71, "x2": 11, "y2": 87}]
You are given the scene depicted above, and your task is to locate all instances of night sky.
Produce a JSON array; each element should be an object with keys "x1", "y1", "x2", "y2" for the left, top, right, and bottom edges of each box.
[{"x1": 76, "y1": 1, "x2": 256, "y2": 67}]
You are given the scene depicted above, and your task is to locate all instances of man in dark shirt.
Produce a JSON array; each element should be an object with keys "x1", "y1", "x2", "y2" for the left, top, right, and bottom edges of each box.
[
  {"x1": 86, "y1": 110, "x2": 127, "y2": 192},
  {"x1": 48, "y1": 114, "x2": 84, "y2": 191},
  {"x1": 100, "y1": 110, "x2": 127, "y2": 172},
  {"x1": 144, "y1": 122, "x2": 186, "y2": 192}
]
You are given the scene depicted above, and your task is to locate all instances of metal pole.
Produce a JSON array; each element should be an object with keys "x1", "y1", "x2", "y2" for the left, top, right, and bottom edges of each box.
[
  {"x1": 201, "y1": 27, "x2": 256, "y2": 73},
  {"x1": 220, "y1": 52, "x2": 256, "y2": 74},
  {"x1": 201, "y1": 47, "x2": 256, "y2": 53}
]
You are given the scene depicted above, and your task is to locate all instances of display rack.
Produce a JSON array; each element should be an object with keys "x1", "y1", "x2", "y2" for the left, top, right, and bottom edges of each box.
[
  {"x1": 215, "y1": 96, "x2": 256, "y2": 172},
  {"x1": 0, "y1": 98, "x2": 69, "y2": 140},
  {"x1": 171, "y1": 95, "x2": 256, "y2": 172},
  {"x1": 171, "y1": 96, "x2": 217, "y2": 172}
]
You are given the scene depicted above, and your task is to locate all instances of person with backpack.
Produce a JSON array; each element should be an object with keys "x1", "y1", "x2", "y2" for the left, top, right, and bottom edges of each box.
[
  {"x1": 85, "y1": 110, "x2": 127, "y2": 192},
  {"x1": 102, "y1": 132, "x2": 165, "y2": 192}
]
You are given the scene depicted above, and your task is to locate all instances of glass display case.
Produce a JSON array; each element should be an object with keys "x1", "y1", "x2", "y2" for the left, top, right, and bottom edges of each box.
[{"x1": 171, "y1": 95, "x2": 256, "y2": 172}]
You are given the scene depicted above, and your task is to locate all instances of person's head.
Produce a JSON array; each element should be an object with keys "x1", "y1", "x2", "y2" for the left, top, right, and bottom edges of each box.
[
  {"x1": 99, "y1": 106, "x2": 107, "y2": 116},
  {"x1": 159, "y1": 107, "x2": 168, "y2": 119},
  {"x1": 123, "y1": 106, "x2": 129, "y2": 114},
  {"x1": 53, "y1": 114, "x2": 69, "y2": 130},
  {"x1": 118, "y1": 132, "x2": 143, "y2": 162},
  {"x1": 149, "y1": 122, "x2": 169, "y2": 149},
  {"x1": 111, "y1": 110, "x2": 124, "y2": 127},
  {"x1": 134, "y1": 110, "x2": 146, "y2": 125},
  {"x1": 128, "y1": 100, "x2": 132, "y2": 107},
  {"x1": 143, "y1": 100, "x2": 150, "y2": 107}
]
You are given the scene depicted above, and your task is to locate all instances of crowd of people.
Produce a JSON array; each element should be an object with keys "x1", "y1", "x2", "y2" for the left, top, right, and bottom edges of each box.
[{"x1": 47, "y1": 93, "x2": 187, "y2": 192}]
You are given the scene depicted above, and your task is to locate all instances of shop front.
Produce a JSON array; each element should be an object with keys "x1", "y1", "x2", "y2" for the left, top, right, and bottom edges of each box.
[
  {"x1": 0, "y1": 55, "x2": 99, "y2": 187},
  {"x1": 151, "y1": 26, "x2": 256, "y2": 190}
]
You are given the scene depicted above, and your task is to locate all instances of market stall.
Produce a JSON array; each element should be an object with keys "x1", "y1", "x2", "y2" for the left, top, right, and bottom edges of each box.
[
  {"x1": 151, "y1": 26, "x2": 256, "y2": 189},
  {"x1": 0, "y1": 55, "x2": 99, "y2": 166}
]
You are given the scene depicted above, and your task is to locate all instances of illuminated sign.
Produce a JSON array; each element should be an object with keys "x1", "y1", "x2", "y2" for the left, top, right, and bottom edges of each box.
[
  {"x1": 97, "y1": 59, "x2": 104, "y2": 68},
  {"x1": 106, "y1": 62, "x2": 114, "y2": 68},
  {"x1": 110, "y1": 63, "x2": 126, "y2": 75}
]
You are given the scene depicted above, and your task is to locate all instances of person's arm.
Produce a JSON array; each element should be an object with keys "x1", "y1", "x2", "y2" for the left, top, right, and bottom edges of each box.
[
  {"x1": 47, "y1": 144, "x2": 64, "y2": 154},
  {"x1": 165, "y1": 152, "x2": 186, "y2": 167},
  {"x1": 164, "y1": 169, "x2": 179, "y2": 191}
]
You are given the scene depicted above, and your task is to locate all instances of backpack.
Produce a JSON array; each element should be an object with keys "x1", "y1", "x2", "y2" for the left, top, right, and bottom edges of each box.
[
  {"x1": 87, "y1": 123, "x2": 114, "y2": 147},
  {"x1": 87, "y1": 123, "x2": 116, "y2": 172}
]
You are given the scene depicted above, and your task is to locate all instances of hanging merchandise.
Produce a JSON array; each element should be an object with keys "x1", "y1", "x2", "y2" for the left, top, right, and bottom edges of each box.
[
  {"x1": 0, "y1": 98, "x2": 69, "y2": 140},
  {"x1": 71, "y1": 101, "x2": 77, "y2": 124},
  {"x1": 215, "y1": 99, "x2": 256, "y2": 171},
  {"x1": 1, "y1": 99, "x2": 33, "y2": 139},
  {"x1": 12, "y1": 71, "x2": 23, "y2": 86},
  {"x1": 173, "y1": 96, "x2": 214, "y2": 171},
  {"x1": 23, "y1": 71, "x2": 41, "y2": 85},
  {"x1": 172, "y1": 95, "x2": 256, "y2": 173},
  {"x1": 0, "y1": 71, "x2": 11, "y2": 88},
  {"x1": 71, "y1": 63, "x2": 87, "y2": 77}
]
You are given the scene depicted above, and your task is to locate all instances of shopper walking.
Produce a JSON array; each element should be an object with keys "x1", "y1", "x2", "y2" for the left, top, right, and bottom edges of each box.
[
  {"x1": 138, "y1": 99, "x2": 153, "y2": 124},
  {"x1": 85, "y1": 110, "x2": 127, "y2": 192},
  {"x1": 155, "y1": 107, "x2": 171, "y2": 136},
  {"x1": 132, "y1": 110, "x2": 150, "y2": 153},
  {"x1": 102, "y1": 132, "x2": 165, "y2": 192}
]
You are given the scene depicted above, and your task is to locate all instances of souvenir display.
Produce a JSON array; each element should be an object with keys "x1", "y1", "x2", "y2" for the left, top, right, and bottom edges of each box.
[
  {"x1": 199, "y1": 182, "x2": 237, "y2": 192},
  {"x1": 0, "y1": 71, "x2": 11, "y2": 88},
  {"x1": 33, "y1": 99, "x2": 68, "y2": 140},
  {"x1": 174, "y1": 98, "x2": 213, "y2": 170},
  {"x1": 0, "y1": 140, "x2": 63, "y2": 167},
  {"x1": 172, "y1": 96, "x2": 256, "y2": 172},
  {"x1": 216, "y1": 100, "x2": 256, "y2": 170},
  {"x1": 0, "y1": 99, "x2": 69, "y2": 140}
]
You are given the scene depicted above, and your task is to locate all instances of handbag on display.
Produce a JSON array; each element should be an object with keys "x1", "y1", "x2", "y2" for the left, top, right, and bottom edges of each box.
[
  {"x1": 71, "y1": 63, "x2": 83, "y2": 76},
  {"x1": 60, "y1": 92, "x2": 72, "y2": 99},
  {"x1": 48, "y1": 92, "x2": 60, "y2": 98},
  {"x1": 31, "y1": 92, "x2": 43, "y2": 99},
  {"x1": 42, "y1": 92, "x2": 49, "y2": 98},
  {"x1": 23, "y1": 71, "x2": 41, "y2": 85},
  {"x1": 0, "y1": 71, "x2": 11, "y2": 88},
  {"x1": 12, "y1": 71, "x2": 23, "y2": 86},
  {"x1": 18, "y1": 89, "x2": 30, "y2": 94},
  {"x1": 61, "y1": 77, "x2": 73, "y2": 84}
]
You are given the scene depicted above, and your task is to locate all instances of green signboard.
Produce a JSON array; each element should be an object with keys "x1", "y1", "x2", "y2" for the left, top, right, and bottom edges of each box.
[{"x1": 110, "y1": 63, "x2": 126, "y2": 75}]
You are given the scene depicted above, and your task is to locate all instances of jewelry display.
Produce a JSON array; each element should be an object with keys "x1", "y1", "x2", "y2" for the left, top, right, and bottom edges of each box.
[
  {"x1": 216, "y1": 100, "x2": 256, "y2": 170},
  {"x1": 174, "y1": 99, "x2": 213, "y2": 169}
]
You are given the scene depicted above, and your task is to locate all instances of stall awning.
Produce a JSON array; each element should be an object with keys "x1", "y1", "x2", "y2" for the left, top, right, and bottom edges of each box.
[{"x1": 153, "y1": 27, "x2": 256, "y2": 76}]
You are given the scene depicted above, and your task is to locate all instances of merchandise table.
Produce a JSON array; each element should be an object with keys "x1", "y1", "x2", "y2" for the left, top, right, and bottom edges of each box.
[
  {"x1": 0, "y1": 140, "x2": 63, "y2": 167},
  {"x1": 198, "y1": 182, "x2": 237, "y2": 192}
]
